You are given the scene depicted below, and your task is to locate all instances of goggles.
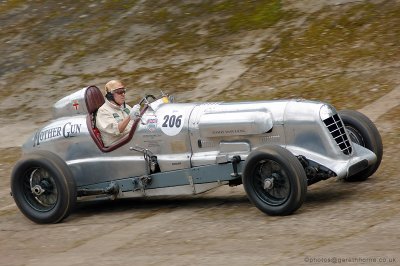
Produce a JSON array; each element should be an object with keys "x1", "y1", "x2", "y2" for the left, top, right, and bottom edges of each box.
[{"x1": 113, "y1": 88, "x2": 126, "y2": 95}]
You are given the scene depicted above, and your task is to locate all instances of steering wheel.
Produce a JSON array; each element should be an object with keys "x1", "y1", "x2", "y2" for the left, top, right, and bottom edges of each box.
[{"x1": 139, "y1": 94, "x2": 157, "y2": 106}]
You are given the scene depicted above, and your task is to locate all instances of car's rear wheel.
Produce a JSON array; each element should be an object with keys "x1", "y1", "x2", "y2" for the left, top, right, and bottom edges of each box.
[
  {"x1": 338, "y1": 110, "x2": 383, "y2": 181},
  {"x1": 11, "y1": 151, "x2": 76, "y2": 223},
  {"x1": 242, "y1": 145, "x2": 307, "y2": 216}
]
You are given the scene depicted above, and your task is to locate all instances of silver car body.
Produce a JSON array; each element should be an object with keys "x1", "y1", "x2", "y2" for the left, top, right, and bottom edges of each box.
[{"x1": 22, "y1": 87, "x2": 377, "y2": 198}]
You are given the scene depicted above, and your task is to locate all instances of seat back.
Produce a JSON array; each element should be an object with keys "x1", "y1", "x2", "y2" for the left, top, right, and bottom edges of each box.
[
  {"x1": 85, "y1": 85, "x2": 105, "y2": 115},
  {"x1": 84, "y1": 86, "x2": 105, "y2": 149}
]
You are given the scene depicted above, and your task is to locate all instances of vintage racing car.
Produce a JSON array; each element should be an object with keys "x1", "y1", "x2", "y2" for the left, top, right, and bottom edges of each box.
[{"x1": 11, "y1": 86, "x2": 383, "y2": 223}]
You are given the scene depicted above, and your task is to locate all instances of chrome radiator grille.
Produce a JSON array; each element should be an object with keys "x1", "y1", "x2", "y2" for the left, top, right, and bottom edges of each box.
[{"x1": 323, "y1": 114, "x2": 352, "y2": 155}]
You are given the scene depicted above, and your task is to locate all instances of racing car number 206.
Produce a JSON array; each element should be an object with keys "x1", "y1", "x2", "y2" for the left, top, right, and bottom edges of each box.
[{"x1": 160, "y1": 113, "x2": 184, "y2": 136}]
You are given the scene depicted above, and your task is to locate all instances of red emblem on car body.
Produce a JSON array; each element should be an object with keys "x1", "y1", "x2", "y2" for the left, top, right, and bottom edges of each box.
[{"x1": 72, "y1": 100, "x2": 79, "y2": 111}]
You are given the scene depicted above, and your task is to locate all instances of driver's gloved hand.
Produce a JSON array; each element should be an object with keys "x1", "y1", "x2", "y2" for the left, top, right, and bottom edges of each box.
[{"x1": 129, "y1": 104, "x2": 140, "y2": 120}]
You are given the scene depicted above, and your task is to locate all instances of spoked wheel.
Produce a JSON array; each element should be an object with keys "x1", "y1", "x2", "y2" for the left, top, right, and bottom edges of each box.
[
  {"x1": 23, "y1": 167, "x2": 59, "y2": 212},
  {"x1": 338, "y1": 110, "x2": 383, "y2": 181},
  {"x1": 252, "y1": 160, "x2": 291, "y2": 206},
  {"x1": 11, "y1": 151, "x2": 76, "y2": 224},
  {"x1": 243, "y1": 145, "x2": 307, "y2": 216}
]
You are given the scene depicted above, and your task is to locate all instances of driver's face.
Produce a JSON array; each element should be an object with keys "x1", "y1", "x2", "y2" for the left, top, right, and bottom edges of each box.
[
  {"x1": 113, "y1": 89, "x2": 126, "y2": 106},
  {"x1": 111, "y1": 82, "x2": 126, "y2": 106}
]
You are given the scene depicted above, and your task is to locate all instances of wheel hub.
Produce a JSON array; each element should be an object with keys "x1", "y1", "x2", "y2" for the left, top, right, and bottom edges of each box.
[
  {"x1": 31, "y1": 185, "x2": 45, "y2": 196},
  {"x1": 263, "y1": 178, "x2": 274, "y2": 190},
  {"x1": 30, "y1": 170, "x2": 53, "y2": 196}
]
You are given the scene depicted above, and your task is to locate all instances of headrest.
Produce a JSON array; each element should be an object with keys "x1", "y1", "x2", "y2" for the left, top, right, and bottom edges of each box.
[{"x1": 85, "y1": 86, "x2": 105, "y2": 114}]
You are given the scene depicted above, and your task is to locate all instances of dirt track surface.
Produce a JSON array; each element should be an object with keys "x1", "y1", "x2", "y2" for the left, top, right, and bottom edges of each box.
[{"x1": 0, "y1": 88, "x2": 399, "y2": 266}]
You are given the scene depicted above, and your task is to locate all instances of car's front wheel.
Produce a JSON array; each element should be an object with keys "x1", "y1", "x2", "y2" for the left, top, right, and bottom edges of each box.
[
  {"x1": 242, "y1": 145, "x2": 307, "y2": 216},
  {"x1": 338, "y1": 110, "x2": 383, "y2": 181},
  {"x1": 11, "y1": 151, "x2": 76, "y2": 223}
]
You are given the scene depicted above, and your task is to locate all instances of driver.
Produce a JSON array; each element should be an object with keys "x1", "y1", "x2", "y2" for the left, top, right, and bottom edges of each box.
[{"x1": 96, "y1": 79, "x2": 140, "y2": 147}]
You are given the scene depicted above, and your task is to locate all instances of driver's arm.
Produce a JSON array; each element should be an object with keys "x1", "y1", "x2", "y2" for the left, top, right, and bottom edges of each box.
[
  {"x1": 118, "y1": 116, "x2": 131, "y2": 133},
  {"x1": 119, "y1": 104, "x2": 140, "y2": 133}
]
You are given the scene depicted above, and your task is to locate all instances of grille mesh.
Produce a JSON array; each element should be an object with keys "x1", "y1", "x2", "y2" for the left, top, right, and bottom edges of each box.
[{"x1": 323, "y1": 114, "x2": 352, "y2": 155}]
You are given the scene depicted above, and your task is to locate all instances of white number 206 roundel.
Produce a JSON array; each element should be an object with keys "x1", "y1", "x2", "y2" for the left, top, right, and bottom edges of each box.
[{"x1": 158, "y1": 111, "x2": 185, "y2": 136}]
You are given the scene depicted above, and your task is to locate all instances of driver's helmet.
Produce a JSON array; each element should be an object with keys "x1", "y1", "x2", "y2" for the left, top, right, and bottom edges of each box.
[{"x1": 105, "y1": 80, "x2": 124, "y2": 95}]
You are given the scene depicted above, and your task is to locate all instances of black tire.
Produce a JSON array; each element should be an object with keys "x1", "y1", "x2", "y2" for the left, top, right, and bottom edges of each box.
[
  {"x1": 338, "y1": 110, "x2": 383, "y2": 181},
  {"x1": 242, "y1": 145, "x2": 307, "y2": 216},
  {"x1": 11, "y1": 150, "x2": 76, "y2": 224}
]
